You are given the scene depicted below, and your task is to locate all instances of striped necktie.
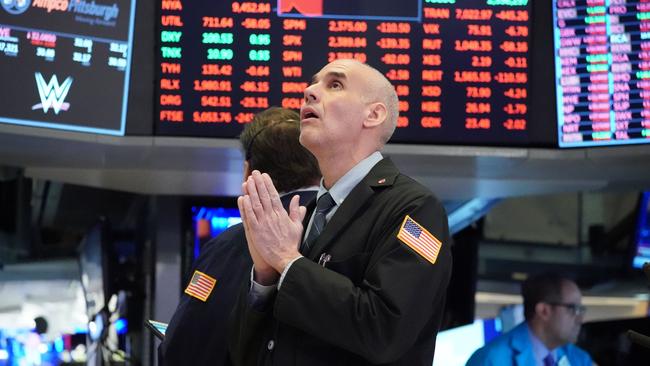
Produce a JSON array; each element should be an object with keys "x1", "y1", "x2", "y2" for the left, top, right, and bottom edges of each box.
[{"x1": 301, "y1": 192, "x2": 336, "y2": 253}]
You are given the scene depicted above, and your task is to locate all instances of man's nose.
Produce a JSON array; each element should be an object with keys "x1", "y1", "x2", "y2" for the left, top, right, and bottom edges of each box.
[{"x1": 304, "y1": 84, "x2": 319, "y2": 103}]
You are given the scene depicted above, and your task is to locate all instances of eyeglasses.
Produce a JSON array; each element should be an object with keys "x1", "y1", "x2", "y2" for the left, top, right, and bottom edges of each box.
[{"x1": 547, "y1": 302, "x2": 587, "y2": 316}]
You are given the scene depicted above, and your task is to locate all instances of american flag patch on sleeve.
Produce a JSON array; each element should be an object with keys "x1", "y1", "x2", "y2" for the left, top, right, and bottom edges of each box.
[
  {"x1": 397, "y1": 215, "x2": 442, "y2": 265},
  {"x1": 184, "y1": 270, "x2": 217, "y2": 302}
]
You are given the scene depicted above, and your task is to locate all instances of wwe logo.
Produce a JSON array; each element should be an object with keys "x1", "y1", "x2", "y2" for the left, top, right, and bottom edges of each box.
[
  {"x1": 1, "y1": 0, "x2": 31, "y2": 15},
  {"x1": 32, "y1": 72, "x2": 73, "y2": 114}
]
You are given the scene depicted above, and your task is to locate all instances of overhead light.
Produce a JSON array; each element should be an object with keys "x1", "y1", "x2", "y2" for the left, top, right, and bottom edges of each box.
[{"x1": 476, "y1": 292, "x2": 649, "y2": 306}]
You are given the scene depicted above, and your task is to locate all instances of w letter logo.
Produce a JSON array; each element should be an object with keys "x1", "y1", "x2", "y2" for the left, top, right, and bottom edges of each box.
[{"x1": 32, "y1": 72, "x2": 73, "y2": 114}]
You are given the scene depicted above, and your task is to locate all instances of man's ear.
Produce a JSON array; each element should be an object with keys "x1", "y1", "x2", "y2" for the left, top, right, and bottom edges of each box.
[
  {"x1": 243, "y1": 160, "x2": 251, "y2": 181},
  {"x1": 363, "y1": 102, "x2": 387, "y2": 129},
  {"x1": 535, "y1": 302, "x2": 552, "y2": 321}
]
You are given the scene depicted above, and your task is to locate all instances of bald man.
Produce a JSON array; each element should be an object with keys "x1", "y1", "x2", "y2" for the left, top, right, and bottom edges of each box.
[{"x1": 229, "y1": 59, "x2": 452, "y2": 366}]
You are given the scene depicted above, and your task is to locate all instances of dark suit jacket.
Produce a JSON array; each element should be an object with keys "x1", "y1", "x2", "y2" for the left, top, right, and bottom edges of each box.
[
  {"x1": 159, "y1": 191, "x2": 316, "y2": 366},
  {"x1": 229, "y1": 158, "x2": 452, "y2": 366}
]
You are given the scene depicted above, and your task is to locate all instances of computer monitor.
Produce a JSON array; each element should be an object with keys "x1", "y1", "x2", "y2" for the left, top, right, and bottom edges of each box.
[
  {"x1": 191, "y1": 206, "x2": 241, "y2": 260},
  {"x1": 552, "y1": 1, "x2": 650, "y2": 147},
  {"x1": 433, "y1": 318, "x2": 501, "y2": 366},
  {"x1": 0, "y1": 0, "x2": 138, "y2": 135}
]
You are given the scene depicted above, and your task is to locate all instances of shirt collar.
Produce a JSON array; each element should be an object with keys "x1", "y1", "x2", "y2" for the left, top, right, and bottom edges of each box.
[
  {"x1": 279, "y1": 185, "x2": 319, "y2": 198},
  {"x1": 316, "y1": 151, "x2": 383, "y2": 206},
  {"x1": 527, "y1": 323, "x2": 556, "y2": 365}
]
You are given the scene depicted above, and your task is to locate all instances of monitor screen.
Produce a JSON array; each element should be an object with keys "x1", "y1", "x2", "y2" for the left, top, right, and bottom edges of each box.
[
  {"x1": 553, "y1": 1, "x2": 650, "y2": 147},
  {"x1": 156, "y1": 0, "x2": 534, "y2": 146},
  {"x1": 191, "y1": 206, "x2": 241, "y2": 259},
  {"x1": 633, "y1": 191, "x2": 650, "y2": 269},
  {"x1": 0, "y1": 0, "x2": 137, "y2": 135},
  {"x1": 432, "y1": 318, "x2": 501, "y2": 366}
]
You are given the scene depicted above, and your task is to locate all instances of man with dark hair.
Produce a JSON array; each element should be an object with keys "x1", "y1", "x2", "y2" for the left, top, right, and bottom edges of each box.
[
  {"x1": 466, "y1": 273, "x2": 594, "y2": 366},
  {"x1": 240, "y1": 107, "x2": 320, "y2": 193},
  {"x1": 159, "y1": 107, "x2": 320, "y2": 366},
  {"x1": 230, "y1": 59, "x2": 452, "y2": 365}
]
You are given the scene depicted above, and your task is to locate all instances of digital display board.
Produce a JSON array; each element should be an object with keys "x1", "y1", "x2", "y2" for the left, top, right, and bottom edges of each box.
[
  {"x1": 554, "y1": 0, "x2": 650, "y2": 147},
  {"x1": 157, "y1": 0, "x2": 532, "y2": 145},
  {"x1": 0, "y1": 0, "x2": 136, "y2": 135}
]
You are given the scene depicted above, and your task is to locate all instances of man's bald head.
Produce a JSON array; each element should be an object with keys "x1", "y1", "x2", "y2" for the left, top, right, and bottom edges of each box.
[
  {"x1": 353, "y1": 61, "x2": 399, "y2": 145},
  {"x1": 322, "y1": 59, "x2": 398, "y2": 145}
]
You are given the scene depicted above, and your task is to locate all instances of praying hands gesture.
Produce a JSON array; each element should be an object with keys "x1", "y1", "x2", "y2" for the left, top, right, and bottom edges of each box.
[{"x1": 237, "y1": 170, "x2": 307, "y2": 285}]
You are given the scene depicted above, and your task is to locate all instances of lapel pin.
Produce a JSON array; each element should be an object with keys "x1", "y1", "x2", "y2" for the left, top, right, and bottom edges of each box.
[{"x1": 318, "y1": 253, "x2": 332, "y2": 267}]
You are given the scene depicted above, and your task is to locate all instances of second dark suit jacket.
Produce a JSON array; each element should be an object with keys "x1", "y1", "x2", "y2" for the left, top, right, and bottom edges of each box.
[{"x1": 159, "y1": 190, "x2": 316, "y2": 366}]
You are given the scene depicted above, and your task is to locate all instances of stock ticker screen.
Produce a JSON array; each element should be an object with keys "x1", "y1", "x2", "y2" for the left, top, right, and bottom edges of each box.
[
  {"x1": 554, "y1": 0, "x2": 650, "y2": 147},
  {"x1": 0, "y1": 0, "x2": 136, "y2": 135},
  {"x1": 157, "y1": 0, "x2": 532, "y2": 145}
]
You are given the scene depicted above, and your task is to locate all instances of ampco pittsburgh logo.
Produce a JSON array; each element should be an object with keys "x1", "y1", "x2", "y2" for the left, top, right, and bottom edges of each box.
[
  {"x1": 32, "y1": 72, "x2": 73, "y2": 115},
  {"x1": 1, "y1": 0, "x2": 121, "y2": 26},
  {"x1": 30, "y1": 0, "x2": 120, "y2": 22}
]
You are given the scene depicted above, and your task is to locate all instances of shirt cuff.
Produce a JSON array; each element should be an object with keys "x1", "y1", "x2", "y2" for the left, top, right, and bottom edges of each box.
[
  {"x1": 248, "y1": 266, "x2": 277, "y2": 309},
  {"x1": 278, "y1": 256, "x2": 303, "y2": 290}
]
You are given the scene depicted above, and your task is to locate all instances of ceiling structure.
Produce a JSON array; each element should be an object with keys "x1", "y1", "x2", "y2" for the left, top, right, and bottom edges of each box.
[{"x1": 1, "y1": 124, "x2": 649, "y2": 200}]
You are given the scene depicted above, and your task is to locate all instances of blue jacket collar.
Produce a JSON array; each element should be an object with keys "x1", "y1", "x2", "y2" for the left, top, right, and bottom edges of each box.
[
  {"x1": 510, "y1": 322, "x2": 571, "y2": 366},
  {"x1": 510, "y1": 323, "x2": 536, "y2": 366}
]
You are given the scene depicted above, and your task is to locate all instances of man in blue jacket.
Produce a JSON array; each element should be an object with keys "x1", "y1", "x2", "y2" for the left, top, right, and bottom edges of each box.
[{"x1": 467, "y1": 274, "x2": 594, "y2": 366}]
